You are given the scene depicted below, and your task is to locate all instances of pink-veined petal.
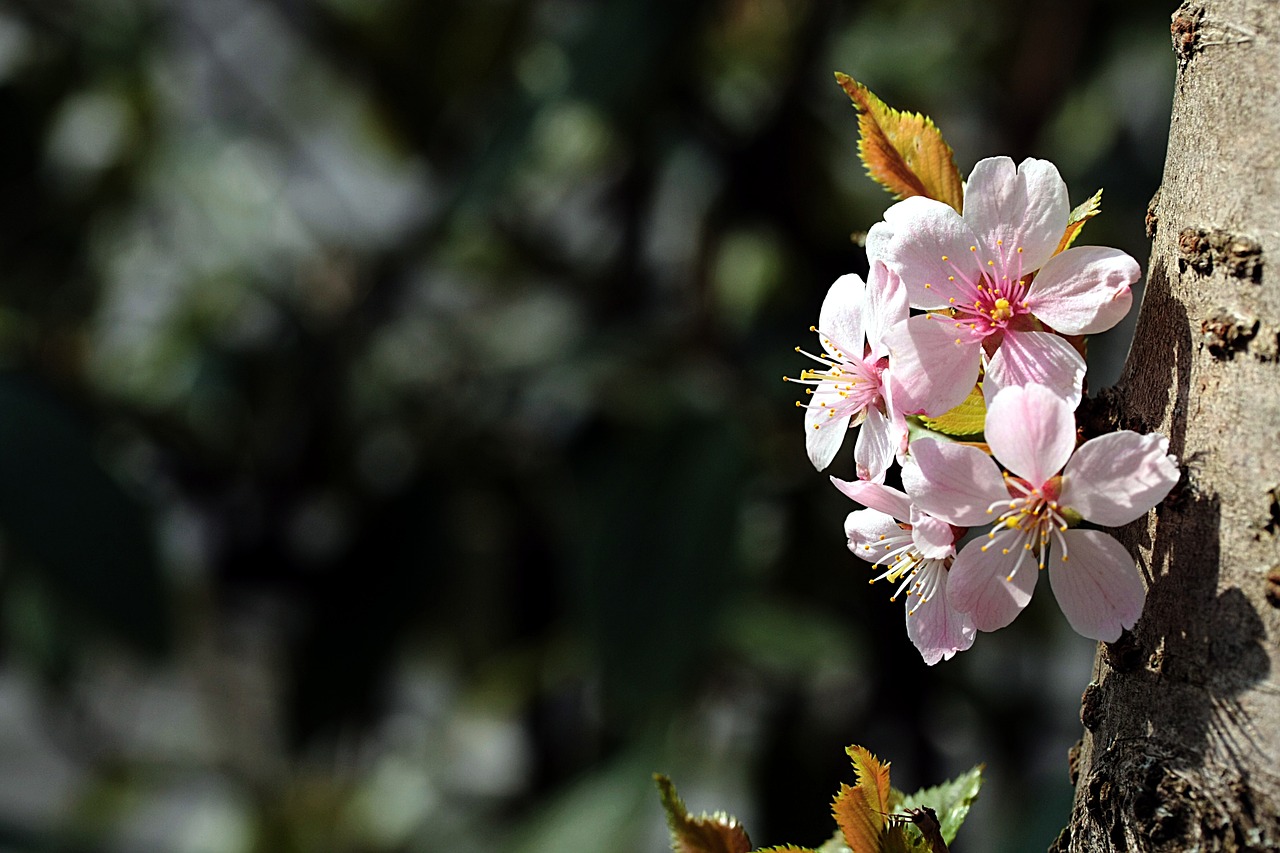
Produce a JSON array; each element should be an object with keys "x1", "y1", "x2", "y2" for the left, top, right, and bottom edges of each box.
[
  {"x1": 1048, "y1": 529, "x2": 1146, "y2": 641},
  {"x1": 947, "y1": 537, "x2": 1039, "y2": 631},
  {"x1": 804, "y1": 392, "x2": 851, "y2": 471},
  {"x1": 864, "y1": 261, "x2": 909, "y2": 357},
  {"x1": 1026, "y1": 246, "x2": 1139, "y2": 335},
  {"x1": 902, "y1": 439, "x2": 1008, "y2": 527},
  {"x1": 1061, "y1": 432, "x2": 1180, "y2": 526},
  {"x1": 816, "y1": 273, "x2": 868, "y2": 359},
  {"x1": 906, "y1": 568, "x2": 977, "y2": 665},
  {"x1": 985, "y1": 329, "x2": 1085, "y2": 410},
  {"x1": 866, "y1": 196, "x2": 979, "y2": 309},
  {"x1": 963, "y1": 157, "x2": 1068, "y2": 272},
  {"x1": 984, "y1": 384, "x2": 1077, "y2": 485},
  {"x1": 910, "y1": 510, "x2": 957, "y2": 560},
  {"x1": 854, "y1": 405, "x2": 894, "y2": 483},
  {"x1": 843, "y1": 508, "x2": 906, "y2": 563},
  {"x1": 830, "y1": 476, "x2": 912, "y2": 521},
  {"x1": 883, "y1": 315, "x2": 982, "y2": 416}
]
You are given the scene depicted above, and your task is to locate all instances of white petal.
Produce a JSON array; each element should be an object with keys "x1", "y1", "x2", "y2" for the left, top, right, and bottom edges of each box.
[
  {"x1": 854, "y1": 405, "x2": 894, "y2": 483},
  {"x1": 1048, "y1": 529, "x2": 1146, "y2": 642},
  {"x1": 864, "y1": 261, "x2": 910, "y2": 356},
  {"x1": 984, "y1": 384, "x2": 1077, "y2": 485},
  {"x1": 817, "y1": 273, "x2": 868, "y2": 358},
  {"x1": 947, "y1": 537, "x2": 1039, "y2": 632},
  {"x1": 1026, "y1": 246, "x2": 1139, "y2": 335},
  {"x1": 985, "y1": 330, "x2": 1085, "y2": 410},
  {"x1": 963, "y1": 157, "x2": 1068, "y2": 272},
  {"x1": 1061, "y1": 432, "x2": 1180, "y2": 526},
  {"x1": 905, "y1": 565, "x2": 977, "y2": 665},
  {"x1": 866, "y1": 196, "x2": 980, "y2": 309},
  {"x1": 910, "y1": 510, "x2": 957, "y2": 560},
  {"x1": 902, "y1": 439, "x2": 1009, "y2": 527},
  {"x1": 844, "y1": 508, "x2": 907, "y2": 563},
  {"x1": 883, "y1": 315, "x2": 982, "y2": 417},
  {"x1": 830, "y1": 476, "x2": 912, "y2": 521},
  {"x1": 804, "y1": 392, "x2": 851, "y2": 471}
]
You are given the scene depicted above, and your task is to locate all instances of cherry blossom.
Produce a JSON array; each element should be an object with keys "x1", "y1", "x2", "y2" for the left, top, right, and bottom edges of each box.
[
  {"x1": 902, "y1": 384, "x2": 1179, "y2": 642},
  {"x1": 866, "y1": 157, "x2": 1139, "y2": 416},
  {"x1": 787, "y1": 261, "x2": 909, "y2": 480},
  {"x1": 832, "y1": 476, "x2": 976, "y2": 664}
]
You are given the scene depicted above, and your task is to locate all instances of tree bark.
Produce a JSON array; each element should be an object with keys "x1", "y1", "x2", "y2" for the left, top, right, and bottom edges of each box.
[{"x1": 1056, "y1": 2, "x2": 1280, "y2": 850}]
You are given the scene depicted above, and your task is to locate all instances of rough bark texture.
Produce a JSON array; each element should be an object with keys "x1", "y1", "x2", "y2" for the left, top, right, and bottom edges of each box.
[{"x1": 1054, "y1": 2, "x2": 1280, "y2": 851}]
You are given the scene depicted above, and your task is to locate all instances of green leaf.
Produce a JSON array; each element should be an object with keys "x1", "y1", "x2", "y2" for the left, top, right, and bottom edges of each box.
[
  {"x1": 654, "y1": 774, "x2": 752, "y2": 853},
  {"x1": 834, "y1": 73, "x2": 964, "y2": 213},
  {"x1": 896, "y1": 765, "x2": 984, "y2": 846},
  {"x1": 756, "y1": 847, "x2": 820, "y2": 852},
  {"x1": 1055, "y1": 188, "x2": 1103, "y2": 254},
  {"x1": 918, "y1": 384, "x2": 986, "y2": 437},
  {"x1": 816, "y1": 833, "x2": 853, "y2": 853}
]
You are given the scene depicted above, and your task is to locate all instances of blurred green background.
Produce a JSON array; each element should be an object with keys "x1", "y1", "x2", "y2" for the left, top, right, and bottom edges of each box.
[{"x1": 0, "y1": 0, "x2": 1174, "y2": 851}]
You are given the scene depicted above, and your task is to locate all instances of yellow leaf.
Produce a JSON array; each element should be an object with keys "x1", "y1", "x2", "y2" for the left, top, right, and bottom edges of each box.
[
  {"x1": 1054, "y1": 188, "x2": 1103, "y2": 255},
  {"x1": 919, "y1": 384, "x2": 986, "y2": 437},
  {"x1": 832, "y1": 746, "x2": 909, "y2": 853},
  {"x1": 834, "y1": 73, "x2": 964, "y2": 213}
]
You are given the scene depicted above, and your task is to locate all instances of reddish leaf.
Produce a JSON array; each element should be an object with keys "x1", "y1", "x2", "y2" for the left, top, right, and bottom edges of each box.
[
  {"x1": 832, "y1": 746, "x2": 909, "y2": 853},
  {"x1": 655, "y1": 774, "x2": 752, "y2": 853},
  {"x1": 834, "y1": 73, "x2": 964, "y2": 213}
]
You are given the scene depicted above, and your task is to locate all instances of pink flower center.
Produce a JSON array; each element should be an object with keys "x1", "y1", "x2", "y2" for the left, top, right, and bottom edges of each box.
[
  {"x1": 787, "y1": 326, "x2": 887, "y2": 428},
  {"x1": 980, "y1": 474, "x2": 1070, "y2": 575},
  {"x1": 929, "y1": 241, "x2": 1033, "y2": 343}
]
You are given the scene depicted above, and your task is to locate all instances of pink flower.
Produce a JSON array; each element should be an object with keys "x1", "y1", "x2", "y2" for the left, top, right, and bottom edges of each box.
[
  {"x1": 867, "y1": 157, "x2": 1139, "y2": 416},
  {"x1": 902, "y1": 384, "x2": 1179, "y2": 642},
  {"x1": 788, "y1": 262, "x2": 909, "y2": 480},
  {"x1": 831, "y1": 476, "x2": 976, "y2": 664}
]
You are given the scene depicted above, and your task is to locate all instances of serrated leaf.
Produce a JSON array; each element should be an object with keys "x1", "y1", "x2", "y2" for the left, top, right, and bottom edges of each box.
[
  {"x1": 654, "y1": 774, "x2": 752, "y2": 853},
  {"x1": 756, "y1": 847, "x2": 820, "y2": 852},
  {"x1": 832, "y1": 746, "x2": 909, "y2": 853},
  {"x1": 834, "y1": 73, "x2": 964, "y2": 213},
  {"x1": 896, "y1": 765, "x2": 983, "y2": 846},
  {"x1": 918, "y1": 384, "x2": 986, "y2": 437},
  {"x1": 1054, "y1": 188, "x2": 1103, "y2": 254}
]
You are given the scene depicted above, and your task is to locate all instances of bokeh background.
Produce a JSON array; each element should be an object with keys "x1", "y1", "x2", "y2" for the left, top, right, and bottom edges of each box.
[{"x1": 0, "y1": 1, "x2": 1176, "y2": 851}]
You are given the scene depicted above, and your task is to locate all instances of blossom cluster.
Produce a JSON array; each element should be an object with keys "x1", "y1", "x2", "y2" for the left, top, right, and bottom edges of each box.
[{"x1": 790, "y1": 157, "x2": 1179, "y2": 665}]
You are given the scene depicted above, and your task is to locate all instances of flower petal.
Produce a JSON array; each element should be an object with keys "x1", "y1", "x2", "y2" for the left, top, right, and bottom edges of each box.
[
  {"x1": 864, "y1": 261, "x2": 910, "y2": 356},
  {"x1": 947, "y1": 537, "x2": 1038, "y2": 631},
  {"x1": 963, "y1": 157, "x2": 1068, "y2": 272},
  {"x1": 883, "y1": 315, "x2": 982, "y2": 416},
  {"x1": 984, "y1": 384, "x2": 1077, "y2": 485},
  {"x1": 910, "y1": 510, "x2": 957, "y2": 560},
  {"x1": 1061, "y1": 432, "x2": 1180, "y2": 526},
  {"x1": 902, "y1": 438, "x2": 1008, "y2": 527},
  {"x1": 843, "y1": 508, "x2": 906, "y2": 563},
  {"x1": 854, "y1": 405, "x2": 894, "y2": 483},
  {"x1": 1048, "y1": 529, "x2": 1145, "y2": 641},
  {"x1": 1026, "y1": 246, "x2": 1139, "y2": 335},
  {"x1": 866, "y1": 196, "x2": 979, "y2": 309},
  {"x1": 830, "y1": 476, "x2": 912, "y2": 521},
  {"x1": 804, "y1": 393, "x2": 851, "y2": 471},
  {"x1": 905, "y1": 566, "x2": 977, "y2": 665},
  {"x1": 817, "y1": 273, "x2": 868, "y2": 359},
  {"x1": 985, "y1": 329, "x2": 1085, "y2": 410}
]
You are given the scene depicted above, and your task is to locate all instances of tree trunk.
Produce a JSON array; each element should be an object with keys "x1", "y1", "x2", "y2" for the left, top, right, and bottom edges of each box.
[{"x1": 1056, "y1": 2, "x2": 1280, "y2": 850}]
